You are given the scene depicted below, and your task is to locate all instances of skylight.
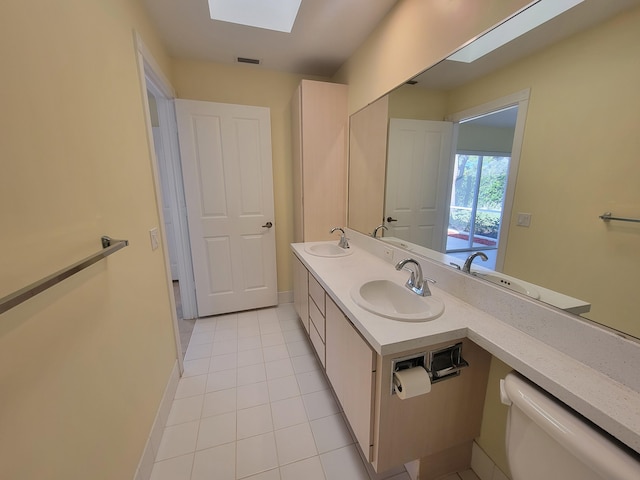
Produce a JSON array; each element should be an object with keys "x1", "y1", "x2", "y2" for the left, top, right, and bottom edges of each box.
[
  {"x1": 447, "y1": 0, "x2": 584, "y2": 63},
  {"x1": 208, "y1": 0, "x2": 302, "y2": 33}
]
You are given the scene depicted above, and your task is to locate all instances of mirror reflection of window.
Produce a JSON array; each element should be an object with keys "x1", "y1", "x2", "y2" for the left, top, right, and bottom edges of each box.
[{"x1": 446, "y1": 106, "x2": 517, "y2": 270}]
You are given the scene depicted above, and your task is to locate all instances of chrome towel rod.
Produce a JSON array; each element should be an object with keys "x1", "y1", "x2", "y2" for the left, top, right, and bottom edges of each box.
[
  {"x1": 0, "y1": 236, "x2": 128, "y2": 315},
  {"x1": 599, "y1": 212, "x2": 640, "y2": 224}
]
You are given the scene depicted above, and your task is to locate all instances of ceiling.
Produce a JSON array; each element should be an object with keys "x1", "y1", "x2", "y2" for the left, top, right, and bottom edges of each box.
[{"x1": 141, "y1": 0, "x2": 400, "y2": 77}]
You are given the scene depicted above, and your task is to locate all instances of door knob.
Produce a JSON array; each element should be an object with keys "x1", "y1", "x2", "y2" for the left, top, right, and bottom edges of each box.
[
  {"x1": 262, "y1": 221, "x2": 273, "y2": 228},
  {"x1": 386, "y1": 217, "x2": 398, "y2": 222}
]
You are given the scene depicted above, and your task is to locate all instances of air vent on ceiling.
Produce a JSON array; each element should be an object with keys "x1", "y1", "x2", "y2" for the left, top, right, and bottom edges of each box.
[
  {"x1": 237, "y1": 57, "x2": 260, "y2": 65},
  {"x1": 405, "y1": 80, "x2": 418, "y2": 85}
]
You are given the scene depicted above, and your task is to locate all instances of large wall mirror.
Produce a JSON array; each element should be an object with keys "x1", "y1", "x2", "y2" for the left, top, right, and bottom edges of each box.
[{"x1": 348, "y1": 0, "x2": 640, "y2": 340}]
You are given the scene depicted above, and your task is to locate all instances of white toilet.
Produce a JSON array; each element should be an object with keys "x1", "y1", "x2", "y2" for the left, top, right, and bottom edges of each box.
[{"x1": 500, "y1": 373, "x2": 640, "y2": 480}]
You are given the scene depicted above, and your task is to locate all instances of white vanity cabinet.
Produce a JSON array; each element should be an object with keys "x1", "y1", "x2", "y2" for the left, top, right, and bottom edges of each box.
[
  {"x1": 291, "y1": 79, "x2": 348, "y2": 242},
  {"x1": 292, "y1": 254, "x2": 309, "y2": 333},
  {"x1": 292, "y1": 252, "x2": 491, "y2": 477}
]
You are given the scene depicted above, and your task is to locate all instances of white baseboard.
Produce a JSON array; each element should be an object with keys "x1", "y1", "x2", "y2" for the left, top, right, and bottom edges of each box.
[
  {"x1": 134, "y1": 361, "x2": 180, "y2": 480},
  {"x1": 278, "y1": 290, "x2": 293, "y2": 304}
]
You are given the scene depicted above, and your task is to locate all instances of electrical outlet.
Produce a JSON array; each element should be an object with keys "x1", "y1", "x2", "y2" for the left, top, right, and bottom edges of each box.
[
  {"x1": 149, "y1": 227, "x2": 160, "y2": 250},
  {"x1": 517, "y1": 213, "x2": 532, "y2": 227},
  {"x1": 384, "y1": 247, "x2": 394, "y2": 262}
]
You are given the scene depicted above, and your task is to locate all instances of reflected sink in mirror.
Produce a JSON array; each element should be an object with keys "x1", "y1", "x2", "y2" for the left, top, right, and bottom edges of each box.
[
  {"x1": 351, "y1": 279, "x2": 445, "y2": 322},
  {"x1": 473, "y1": 272, "x2": 540, "y2": 299},
  {"x1": 304, "y1": 242, "x2": 354, "y2": 258}
]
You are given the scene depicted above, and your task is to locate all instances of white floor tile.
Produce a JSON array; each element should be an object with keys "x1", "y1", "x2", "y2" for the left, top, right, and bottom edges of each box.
[
  {"x1": 237, "y1": 381, "x2": 270, "y2": 410},
  {"x1": 175, "y1": 375, "x2": 207, "y2": 399},
  {"x1": 287, "y1": 339, "x2": 313, "y2": 357},
  {"x1": 310, "y1": 413, "x2": 353, "y2": 454},
  {"x1": 274, "y1": 422, "x2": 318, "y2": 466},
  {"x1": 237, "y1": 403, "x2": 274, "y2": 439},
  {"x1": 292, "y1": 354, "x2": 320, "y2": 374},
  {"x1": 216, "y1": 316, "x2": 238, "y2": 330},
  {"x1": 303, "y1": 389, "x2": 340, "y2": 420},
  {"x1": 209, "y1": 352, "x2": 237, "y2": 372},
  {"x1": 261, "y1": 332, "x2": 286, "y2": 347},
  {"x1": 271, "y1": 396, "x2": 308, "y2": 430},
  {"x1": 263, "y1": 344, "x2": 290, "y2": 362},
  {"x1": 238, "y1": 347, "x2": 265, "y2": 367},
  {"x1": 166, "y1": 395, "x2": 203, "y2": 426},
  {"x1": 212, "y1": 340, "x2": 238, "y2": 356},
  {"x1": 206, "y1": 369, "x2": 237, "y2": 392},
  {"x1": 236, "y1": 432, "x2": 279, "y2": 479},
  {"x1": 184, "y1": 343, "x2": 213, "y2": 361},
  {"x1": 239, "y1": 335, "x2": 263, "y2": 351},
  {"x1": 237, "y1": 310, "x2": 258, "y2": 328},
  {"x1": 267, "y1": 375, "x2": 300, "y2": 402},
  {"x1": 258, "y1": 308, "x2": 279, "y2": 323},
  {"x1": 260, "y1": 321, "x2": 282, "y2": 335},
  {"x1": 196, "y1": 412, "x2": 236, "y2": 450},
  {"x1": 296, "y1": 370, "x2": 330, "y2": 394},
  {"x1": 239, "y1": 324, "x2": 262, "y2": 338},
  {"x1": 215, "y1": 328, "x2": 238, "y2": 342},
  {"x1": 279, "y1": 318, "x2": 303, "y2": 332},
  {"x1": 202, "y1": 388, "x2": 236, "y2": 418},
  {"x1": 189, "y1": 331, "x2": 215, "y2": 346},
  {"x1": 320, "y1": 445, "x2": 369, "y2": 480},
  {"x1": 238, "y1": 363, "x2": 267, "y2": 386},
  {"x1": 191, "y1": 443, "x2": 235, "y2": 480},
  {"x1": 243, "y1": 468, "x2": 281, "y2": 480},
  {"x1": 156, "y1": 421, "x2": 199, "y2": 461},
  {"x1": 265, "y1": 358, "x2": 295, "y2": 380},
  {"x1": 192, "y1": 320, "x2": 216, "y2": 334},
  {"x1": 181, "y1": 358, "x2": 210, "y2": 378},
  {"x1": 470, "y1": 443, "x2": 493, "y2": 480},
  {"x1": 150, "y1": 453, "x2": 193, "y2": 480},
  {"x1": 283, "y1": 328, "x2": 307, "y2": 344},
  {"x1": 281, "y1": 455, "x2": 326, "y2": 480}
]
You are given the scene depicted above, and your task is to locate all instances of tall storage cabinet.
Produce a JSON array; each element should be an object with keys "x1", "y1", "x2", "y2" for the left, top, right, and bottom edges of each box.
[{"x1": 292, "y1": 80, "x2": 348, "y2": 242}]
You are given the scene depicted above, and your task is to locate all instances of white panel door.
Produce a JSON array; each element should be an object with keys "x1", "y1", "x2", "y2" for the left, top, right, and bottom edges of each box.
[
  {"x1": 175, "y1": 99, "x2": 277, "y2": 317},
  {"x1": 385, "y1": 119, "x2": 453, "y2": 251}
]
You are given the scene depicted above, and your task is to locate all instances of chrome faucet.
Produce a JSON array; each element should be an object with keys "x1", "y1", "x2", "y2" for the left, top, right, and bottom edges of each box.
[
  {"x1": 371, "y1": 224, "x2": 388, "y2": 238},
  {"x1": 462, "y1": 252, "x2": 488, "y2": 274},
  {"x1": 330, "y1": 227, "x2": 349, "y2": 249},
  {"x1": 395, "y1": 258, "x2": 435, "y2": 297}
]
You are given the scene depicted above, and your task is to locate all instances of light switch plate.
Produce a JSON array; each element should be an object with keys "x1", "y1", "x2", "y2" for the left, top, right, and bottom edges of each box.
[
  {"x1": 517, "y1": 213, "x2": 532, "y2": 227},
  {"x1": 149, "y1": 227, "x2": 160, "y2": 250}
]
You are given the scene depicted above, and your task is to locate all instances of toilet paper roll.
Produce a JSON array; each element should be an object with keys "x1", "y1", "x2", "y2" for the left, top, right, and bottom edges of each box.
[{"x1": 393, "y1": 367, "x2": 431, "y2": 399}]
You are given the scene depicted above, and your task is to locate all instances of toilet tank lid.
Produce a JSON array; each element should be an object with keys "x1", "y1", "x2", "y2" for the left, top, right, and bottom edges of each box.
[{"x1": 502, "y1": 373, "x2": 640, "y2": 480}]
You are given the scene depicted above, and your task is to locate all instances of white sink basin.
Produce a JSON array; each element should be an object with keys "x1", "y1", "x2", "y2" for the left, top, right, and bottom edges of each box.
[
  {"x1": 473, "y1": 272, "x2": 540, "y2": 299},
  {"x1": 305, "y1": 243, "x2": 354, "y2": 257},
  {"x1": 350, "y1": 279, "x2": 444, "y2": 322}
]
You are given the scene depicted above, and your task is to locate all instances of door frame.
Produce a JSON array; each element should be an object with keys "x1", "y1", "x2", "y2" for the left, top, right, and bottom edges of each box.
[
  {"x1": 445, "y1": 88, "x2": 530, "y2": 272},
  {"x1": 133, "y1": 32, "x2": 198, "y2": 372}
]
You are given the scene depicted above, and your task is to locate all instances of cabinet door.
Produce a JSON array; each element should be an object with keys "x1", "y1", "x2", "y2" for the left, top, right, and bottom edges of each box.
[
  {"x1": 325, "y1": 296, "x2": 375, "y2": 460},
  {"x1": 292, "y1": 254, "x2": 309, "y2": 333}
]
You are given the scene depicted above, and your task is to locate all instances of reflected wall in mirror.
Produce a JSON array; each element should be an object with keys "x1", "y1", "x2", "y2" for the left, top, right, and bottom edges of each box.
[{"x1": 347, "y1": 0, "x2": 640, "y2": 339}]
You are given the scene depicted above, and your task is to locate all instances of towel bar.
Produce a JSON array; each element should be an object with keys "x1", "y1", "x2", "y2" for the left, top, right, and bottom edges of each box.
[
  {"x1": 599, "y1": 212, "x2": 640, "y2": 224},
  {"x1": 0, "y1": 236, "x2": 128, "y2": 315}
]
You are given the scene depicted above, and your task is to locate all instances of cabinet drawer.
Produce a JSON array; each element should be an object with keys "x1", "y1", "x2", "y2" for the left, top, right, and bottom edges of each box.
[
  {"x1": 309, "y1": 296, "x2": 325, "y2": 342},
  {"x1": 308, "y1": 274, "x2": 325, "y2": 315},
  {"x1": 309, "y1": 320, "x2": 325, "y2": 368}
]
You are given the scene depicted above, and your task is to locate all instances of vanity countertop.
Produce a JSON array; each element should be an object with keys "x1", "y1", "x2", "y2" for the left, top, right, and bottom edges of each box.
[{"x1": 291, "y1": 241, "x2": 640, "y2": 456}]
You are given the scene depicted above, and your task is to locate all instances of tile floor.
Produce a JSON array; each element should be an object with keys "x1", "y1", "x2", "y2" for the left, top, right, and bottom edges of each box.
[{"x1": 150, "y1": 304, "x2": 481, "y2": 480}]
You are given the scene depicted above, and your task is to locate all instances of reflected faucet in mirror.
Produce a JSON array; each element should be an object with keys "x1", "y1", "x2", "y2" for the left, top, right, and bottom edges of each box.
[
  {"x1": 463, "y1": 252, "x2": 489, "y2": 274},
  {"x1": 372, "y1": 224, "x2": 388, "y2": 238},
  {"x1": 330, "y1": 226, "x2": 349, "y2": 249}
]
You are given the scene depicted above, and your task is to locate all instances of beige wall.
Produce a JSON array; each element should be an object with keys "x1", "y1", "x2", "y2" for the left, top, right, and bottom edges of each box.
[
  {"x1": 0, "y1": 1, "x2": 177, "y2": 478},
  {"x1": 171, "y1": 60, "x2": 329, "y2": 294},
  {"x1": 333, "y1": 0, "x2": 533, "y2": 114}
]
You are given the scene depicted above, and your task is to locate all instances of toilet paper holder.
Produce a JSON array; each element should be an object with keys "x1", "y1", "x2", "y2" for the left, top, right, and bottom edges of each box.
[{"x1": 391, "y1": 342, "x2": 469, "y2": 394}]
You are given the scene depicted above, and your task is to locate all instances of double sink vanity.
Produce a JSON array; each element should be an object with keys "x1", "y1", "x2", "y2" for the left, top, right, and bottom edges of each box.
[{"x1": 291, "y1": 228, "x2": 640, "y2": 478}]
